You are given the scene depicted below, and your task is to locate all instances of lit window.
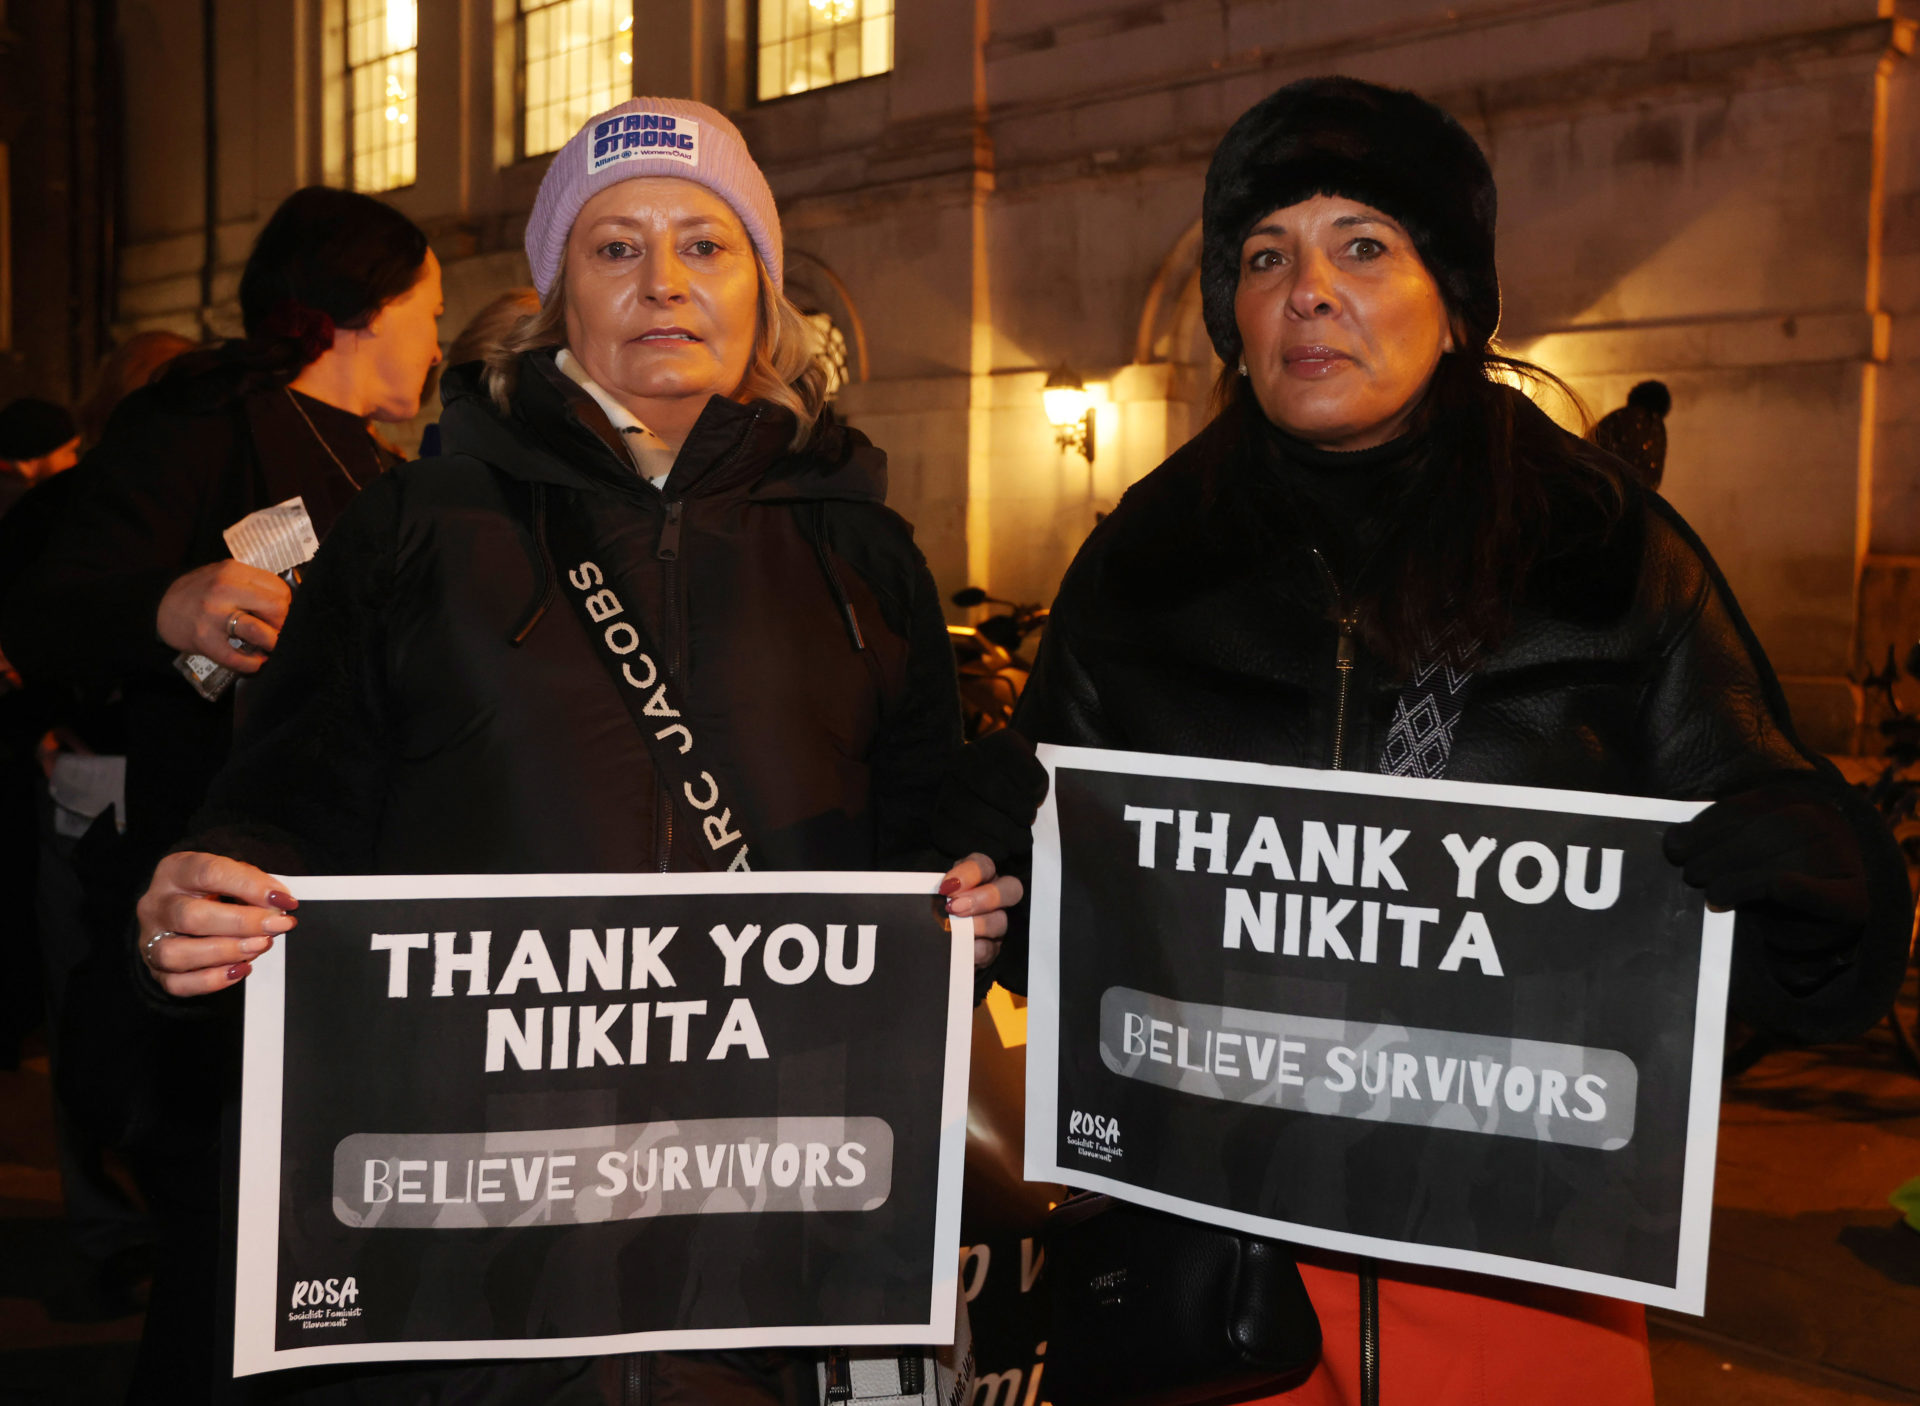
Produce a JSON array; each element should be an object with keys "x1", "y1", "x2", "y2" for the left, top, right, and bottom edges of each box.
[
  {"x1": 347, "y1": 0, "x2": 417, "y2": 193},
  {"x1": 521, "y1": 0, "x2": 635, "y2": 160},
  {"x1": 757, "y1": 0, "x2": 893, "y2": 100}
]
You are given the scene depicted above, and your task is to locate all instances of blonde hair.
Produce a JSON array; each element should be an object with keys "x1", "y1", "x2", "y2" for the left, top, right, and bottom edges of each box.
[
  {"x1": 483, "y1": 253, "x2": 829, "y2": 452},
  {"x1": 447, "y1": 287, "x2": 541, "y2": 369}
]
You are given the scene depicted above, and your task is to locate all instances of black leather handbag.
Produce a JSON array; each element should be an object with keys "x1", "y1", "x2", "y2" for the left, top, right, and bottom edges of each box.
[{"x1": 1043, "y1": 1193, "x2": 1322, "y2": 1406}]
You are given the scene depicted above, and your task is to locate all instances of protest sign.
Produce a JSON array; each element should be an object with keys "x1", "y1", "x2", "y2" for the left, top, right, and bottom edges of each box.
[
  {"x1": 1023, "y1": 745, "x2": 1734, "y2": 1313},
  {"x1": 234, "y1": 872, "x2": 972, "y2": 1377}
]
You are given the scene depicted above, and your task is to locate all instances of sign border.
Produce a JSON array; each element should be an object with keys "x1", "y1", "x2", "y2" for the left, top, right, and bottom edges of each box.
[
  {"x1": 235, "y1": 870, "x2": 973, "y2": 1377},
  {"x1": 1021, "y1": 743, "x2": 1731, "y2": 1315}
]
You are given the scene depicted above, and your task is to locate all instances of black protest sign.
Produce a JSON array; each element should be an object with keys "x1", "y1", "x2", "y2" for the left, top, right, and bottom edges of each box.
[
  {"x1": 234, "y1": 873, "x2": 971, "y2": 1376},
  {"x1": 1023, "y1": 746, "x2": 1732, "y2": 1313}
]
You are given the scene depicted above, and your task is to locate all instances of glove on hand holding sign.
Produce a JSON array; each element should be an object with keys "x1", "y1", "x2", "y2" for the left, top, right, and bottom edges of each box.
[{"x1": 1664, "y1": 776, "x2": 1872, "y2": 976}]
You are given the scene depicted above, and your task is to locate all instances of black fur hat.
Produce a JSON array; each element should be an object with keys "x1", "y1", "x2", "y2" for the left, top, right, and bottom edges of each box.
[{"x1": 1200, "y1": 76, "x2": 1500, "y2": 366}]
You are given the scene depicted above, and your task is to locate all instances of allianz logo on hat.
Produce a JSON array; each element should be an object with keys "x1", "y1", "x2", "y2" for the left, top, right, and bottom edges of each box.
[{"x1": 588, "y1": 114, "x2": 700, "y2": 174}]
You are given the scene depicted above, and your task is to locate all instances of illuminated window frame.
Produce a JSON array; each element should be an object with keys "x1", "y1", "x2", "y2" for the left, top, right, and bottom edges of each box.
[
  {"x1": 755, "y1": 0, "x2": 894, "y2": 102},
  {"x1": 345, "y1": 0, "x2": 418, "y2": 193},
  {"x1": 519, "y1": 0, "x2": 635, "y2": 161}
]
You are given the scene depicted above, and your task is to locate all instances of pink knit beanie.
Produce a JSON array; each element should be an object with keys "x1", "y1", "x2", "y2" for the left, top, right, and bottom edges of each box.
[{"x1": 525, "y1": 97, "x2": 782, "y2": 298}]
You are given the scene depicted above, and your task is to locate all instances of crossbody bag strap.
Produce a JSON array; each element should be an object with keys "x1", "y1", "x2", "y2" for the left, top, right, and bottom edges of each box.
[{"x1": 544, "y1": 487, "x2": 753, "y2": 872}]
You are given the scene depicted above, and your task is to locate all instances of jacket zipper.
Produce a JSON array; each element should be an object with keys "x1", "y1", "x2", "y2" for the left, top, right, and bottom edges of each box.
[
  {"x1": 1359, "y1": 1256, "x2": 1380, "y2": 1406},
  {"x1": 652, "y1": 499, "x2": 685, "y2": 872},
  {"x1": 1311, "y1": 546, "x2": 1377, "y2": 1398},
  {"x1": 1309, "y1": 548, "x2": 1360, "y2": 771}
]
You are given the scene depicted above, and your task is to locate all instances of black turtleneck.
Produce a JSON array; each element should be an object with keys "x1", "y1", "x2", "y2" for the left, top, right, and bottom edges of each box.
[{"x1": 1249, "y1": 406, "x2": 1426, "y2": 590}]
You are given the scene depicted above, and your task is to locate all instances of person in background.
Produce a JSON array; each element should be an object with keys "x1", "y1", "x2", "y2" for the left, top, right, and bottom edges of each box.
[
  {"x1": 78, "y1": 329, "x2": 198, "y2": 448},
  {"x1": 0, "y1": 326, "x2": 198, "y2": 1318},
  {"x1": 0, "y1": 395, "x2": 77, "y2": 1068},
  {"x1": 0, "y1": 397, "x2": 81, "y2": 518},
  {"x1": 417, "y1": 285, "x2": 542, "y2": 456},
  {"x1": 1589, "y1": 379, "x2": 1671, "y2": 490},
  {"x1": 0, "y1": 183, "x2": 445, "y2": 1404},
  {"x1": 999, "y1": 76, "x2": 1910, "y2": 1406}
]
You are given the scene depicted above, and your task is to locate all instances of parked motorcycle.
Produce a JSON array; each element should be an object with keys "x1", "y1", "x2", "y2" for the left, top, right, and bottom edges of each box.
[{"x1": 947, "y1": 587, "x2": 1049, "y2": 739}]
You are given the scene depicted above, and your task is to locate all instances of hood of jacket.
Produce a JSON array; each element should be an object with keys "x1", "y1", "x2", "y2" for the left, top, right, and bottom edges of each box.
[{"x1": 435, "y1": 350, "x2": 887, "y2": 507}]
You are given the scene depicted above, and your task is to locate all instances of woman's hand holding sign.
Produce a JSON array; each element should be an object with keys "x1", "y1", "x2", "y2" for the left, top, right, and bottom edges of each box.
[
  {"x1": 138, "y1": 846, "x2": 1033, "y2": 1000},
  {"x1": 942, "y1": 854, "x2": 1024, "y2": 969},
  {"x1": 137, "y1": 851, "x2": 297, "y2": 996},
  {"x1": 931, "y1": 728, "x2": 1051, "y2": 971}
]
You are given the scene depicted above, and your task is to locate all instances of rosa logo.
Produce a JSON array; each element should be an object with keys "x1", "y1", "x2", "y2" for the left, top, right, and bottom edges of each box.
[
  {"x1": 1068, "y1": 1110, "x2": 1121, "y2": 1146},
  {"x1": 290, "y1": 1277, "x2": 359, "y2": 1310}
]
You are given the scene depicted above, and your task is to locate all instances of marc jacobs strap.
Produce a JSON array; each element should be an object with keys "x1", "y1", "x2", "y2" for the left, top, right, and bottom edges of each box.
[{"x1": 546, "y1": 492, "x2": 752, "y2": 872}]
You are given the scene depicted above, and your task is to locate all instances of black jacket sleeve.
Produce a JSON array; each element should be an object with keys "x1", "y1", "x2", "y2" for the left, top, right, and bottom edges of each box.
[
  {"x1": 983, "y1": 544, "x2": 1118, "y2": 996},
  {"x1": 855, "y1": 519, "x2": 964, "y2": 871},
  {"x1": 1635, "y1": 499, "x2": 1911, "y2": 1043},
  {"x1": 0, "y1": 400, "x2": 235, "y2": 690}
]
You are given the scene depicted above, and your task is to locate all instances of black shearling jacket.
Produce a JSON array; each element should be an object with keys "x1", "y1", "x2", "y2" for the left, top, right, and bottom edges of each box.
[{"x1": 1007, "y1": 392, "x2": 1911, "y2": 1045}]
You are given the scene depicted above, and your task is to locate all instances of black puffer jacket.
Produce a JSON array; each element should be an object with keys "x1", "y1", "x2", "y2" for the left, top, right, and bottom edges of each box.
[
  {"x1": 169, "y1": 355, "x2": 960, "y2": 1405},
  {"x1": 194, "y1": 352, "x2": 961, "y2": 878},
  {"x1": 1008, "y1": 393, "x2": 1910, "y2": 1044}
]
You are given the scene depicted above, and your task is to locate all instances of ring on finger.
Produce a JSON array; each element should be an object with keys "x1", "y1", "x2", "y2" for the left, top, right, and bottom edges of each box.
[
  {"x1": 141, "y1": 930, "x2": 178, "y2": 967},
  {"x1": 227, "y1": 610, "x2": 248, "y2": 652}
]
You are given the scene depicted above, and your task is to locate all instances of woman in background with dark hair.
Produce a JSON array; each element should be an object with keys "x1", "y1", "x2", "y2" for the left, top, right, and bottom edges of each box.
[
  {"x1": 0, "y1": 184, "x2": 443, "y2": 1404},
  {"x1": 3, "y1": 184, "x2": 442, "y2": 877},
  {"x1": 1005, "y1": 77, "x2": 1911, "y2": 1404}
]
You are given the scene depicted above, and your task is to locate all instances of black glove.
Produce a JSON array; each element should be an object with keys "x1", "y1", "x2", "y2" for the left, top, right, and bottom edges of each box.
[
  {"x1": 1663, "y1": 776, "x2": 1870, "y2": 955},
  {"x1": 929, "y1": 727, "x2": 1051, "y2": 867}
]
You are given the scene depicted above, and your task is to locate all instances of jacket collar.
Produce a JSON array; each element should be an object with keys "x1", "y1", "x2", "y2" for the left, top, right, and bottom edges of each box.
[{"x1": 436, "y1": 351, "x2": 890, "y2": 508}]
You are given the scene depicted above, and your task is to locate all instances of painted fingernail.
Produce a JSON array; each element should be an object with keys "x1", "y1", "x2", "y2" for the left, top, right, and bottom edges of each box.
[
  {"x1": 938, "y1": 877, "x2": 962, "y2": 896},
  {"x1": 241, "y1": 937, "x2": 269, "y2": 954},
  {"x1": 947, "y1": 894, "x2": 973, "y2": 915},
  {"x1": 227, "y1": 963, "x2": 253, "y2": 982},
  {"x1": 264, "y1": 915, "x2": 295, "y2": 933},
  {"x1": 267, "y1": 891, "x2": 298, "y2": 911}
]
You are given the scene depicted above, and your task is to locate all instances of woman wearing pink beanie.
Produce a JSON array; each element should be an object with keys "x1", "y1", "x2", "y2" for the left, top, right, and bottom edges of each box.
[{"x1": 128, "y1": 98, "x2": 1039, "y2": 1406}]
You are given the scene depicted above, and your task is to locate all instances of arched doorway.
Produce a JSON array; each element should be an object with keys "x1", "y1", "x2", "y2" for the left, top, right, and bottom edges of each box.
[
  {"x1": 1132, "y1": 217, "x2": 1222, "y2": 453},
  {"x1": 784, "y1": 248, "x2": 868, "y2": 404}
]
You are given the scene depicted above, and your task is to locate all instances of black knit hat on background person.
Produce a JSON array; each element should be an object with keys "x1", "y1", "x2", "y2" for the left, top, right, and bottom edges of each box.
[
  {"x1": 1200, "y1": 76, "x2": 1501, "y2": 367},
  {"x1": 0, "y1": 398, "x2": 78, "y2": 462},
  {"x1": 1590, "y1": 380, "x2": 1672, "y2": 490}
]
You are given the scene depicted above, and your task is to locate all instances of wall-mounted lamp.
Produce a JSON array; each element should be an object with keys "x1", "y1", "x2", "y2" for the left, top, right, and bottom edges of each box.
[{"x1": 1042, "y1": 365, "x2": 1096, "y2": 464}]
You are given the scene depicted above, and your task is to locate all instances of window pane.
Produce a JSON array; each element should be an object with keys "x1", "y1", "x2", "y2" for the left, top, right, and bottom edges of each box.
[
  {"x1": 757, "y1": 0, "x2": 892, "y2": 99},
  {"x1": 520, "y1": 0, "x2": 635, "y2": 158},
  {"x1": 346, "y1": 1, "x2": 417, "y2": 192}
]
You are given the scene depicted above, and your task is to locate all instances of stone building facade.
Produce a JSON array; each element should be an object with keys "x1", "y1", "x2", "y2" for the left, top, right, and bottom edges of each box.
[{"x1": 8, "y1": 0, "x2": 1920, "y2": 750}]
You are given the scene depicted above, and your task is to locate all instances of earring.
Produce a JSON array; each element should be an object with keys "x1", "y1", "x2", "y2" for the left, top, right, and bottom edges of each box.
[{"x1": 1236, "y1": 358, "x2": 1248, "y2": 377}]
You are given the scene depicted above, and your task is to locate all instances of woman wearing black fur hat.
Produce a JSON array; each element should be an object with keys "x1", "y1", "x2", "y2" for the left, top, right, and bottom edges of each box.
[{"x1": 1006, "y1": 76, "x2": 1911, "y2": 1404}]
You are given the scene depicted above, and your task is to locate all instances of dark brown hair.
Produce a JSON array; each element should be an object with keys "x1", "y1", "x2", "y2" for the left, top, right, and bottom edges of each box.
[{"x1": 161, "y1": 187, "x2": 431, "y2": 404}]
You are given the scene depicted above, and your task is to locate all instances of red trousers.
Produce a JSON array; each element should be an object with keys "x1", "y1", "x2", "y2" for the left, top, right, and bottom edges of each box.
[{"x1": 1257, "y1": 1254, "x2": 1654, "y2": 1406}]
